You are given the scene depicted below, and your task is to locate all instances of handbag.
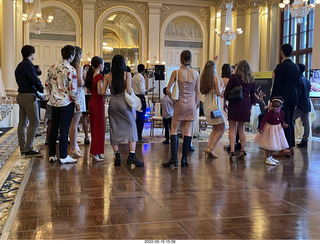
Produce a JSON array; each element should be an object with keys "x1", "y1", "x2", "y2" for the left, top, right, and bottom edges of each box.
[
  {"x1": 171, "y1": 70, "x2": 179, "y2": 100},
  {"x1": 125, "y1": 90, "x2": 142, "y2": 111},
  {"x1": 210, "y1": 110, "x2": 222, "y2": 119},
  {"x1": 225, "y1": 76, "x2": 243, "y2": 102}
]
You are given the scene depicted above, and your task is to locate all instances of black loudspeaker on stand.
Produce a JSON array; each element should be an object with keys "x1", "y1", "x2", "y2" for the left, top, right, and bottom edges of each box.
[{"x1": 154, "y1": 65, "x2": 165, "y2": 99}]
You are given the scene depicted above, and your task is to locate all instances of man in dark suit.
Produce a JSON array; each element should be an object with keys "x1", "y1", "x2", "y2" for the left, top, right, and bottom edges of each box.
[
  {"x1": 271, "y1": 43, "x2": 299, "y2": 157},
  {"x1": 293, "y1": 63, "x2": 311, "y2": 148}
]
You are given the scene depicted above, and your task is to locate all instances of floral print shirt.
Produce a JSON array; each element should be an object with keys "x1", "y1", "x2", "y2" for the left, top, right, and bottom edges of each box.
[{"x1": 45, "y1": 60, "x2": 79, "y2": 107}]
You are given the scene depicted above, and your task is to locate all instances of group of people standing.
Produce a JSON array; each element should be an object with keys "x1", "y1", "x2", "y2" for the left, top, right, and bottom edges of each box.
[{"x1": 14, "y1": 43, "x2": 310, "y2": 168}]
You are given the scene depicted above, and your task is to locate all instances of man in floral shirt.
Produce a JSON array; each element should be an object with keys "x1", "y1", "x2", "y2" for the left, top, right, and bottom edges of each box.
[{"x1": 45, "y1": 45, "x2": 80, "y2": 164}]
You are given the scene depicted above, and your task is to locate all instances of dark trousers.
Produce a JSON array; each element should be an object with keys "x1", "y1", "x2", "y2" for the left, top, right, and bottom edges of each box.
[
  {"x1": 283, "y1": 102, "x2": 296, "y2": 148},
  {"x1": 49, "y1": 103, "x2": 74, "y2": 158},
  {"x1": 163, "y1": 117, "x2": 172, "y2": 142},
  {"x1": 136, "y1": 94, "x2": 147, "y2": 140}
]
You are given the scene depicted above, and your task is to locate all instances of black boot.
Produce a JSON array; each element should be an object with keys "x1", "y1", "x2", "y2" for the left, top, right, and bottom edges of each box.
[
  {"x1": 114, "y1": 151, "x2": 121, "y2": 166},
  {"x1": 162, "y1": 135, "x2": 178, "y2": 167},
  {"x1": 181, "y1": 136, "x2": 192, "y2": 167},
  {"x1": 127, "y1": 152, "x2": 144, "y2": 167}
]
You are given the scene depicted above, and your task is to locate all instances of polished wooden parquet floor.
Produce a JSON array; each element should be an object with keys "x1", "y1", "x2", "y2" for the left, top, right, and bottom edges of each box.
[{"x1": 6, "y1": 138, "x2": 320, "y2": 240}]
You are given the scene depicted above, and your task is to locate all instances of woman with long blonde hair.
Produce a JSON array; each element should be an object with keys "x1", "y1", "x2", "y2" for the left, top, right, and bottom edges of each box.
[
  {"x1": 224, "y1": 60, "x2": 256, "y2": 161},
  {"x1": 200, "y1": 60, "x2": 225, "y2": 158}
]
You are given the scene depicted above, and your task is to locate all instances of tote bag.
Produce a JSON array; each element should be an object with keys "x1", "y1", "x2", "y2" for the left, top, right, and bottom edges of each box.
[
  {"x1": 171, "y1": 70, "x2": 179, "y2": 100},
  {"x1": 125, "y1": 90, "x2": 142, "y2": 111}
]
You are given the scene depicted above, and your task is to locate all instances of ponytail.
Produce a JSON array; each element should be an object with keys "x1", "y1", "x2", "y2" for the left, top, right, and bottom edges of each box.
[
  {"x1": 85, "y1": 66, "x2": 94, "y2": 89},
  {"x1": 85, "y1": 56, "x2": 104, "y2": 89}
]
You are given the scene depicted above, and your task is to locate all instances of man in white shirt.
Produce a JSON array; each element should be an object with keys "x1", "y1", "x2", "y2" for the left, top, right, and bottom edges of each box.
[
  {"x1": 132, "y1": 64, "x2": 148, "y2": 142},
  {"x1": 45, "y1": 45, "x2": 80, "y2": 164}
]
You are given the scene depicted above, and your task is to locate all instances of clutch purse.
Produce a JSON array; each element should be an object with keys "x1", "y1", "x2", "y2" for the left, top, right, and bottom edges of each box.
[{"x1": 211, "y1": 110, "x2": 222, "y2": 119}]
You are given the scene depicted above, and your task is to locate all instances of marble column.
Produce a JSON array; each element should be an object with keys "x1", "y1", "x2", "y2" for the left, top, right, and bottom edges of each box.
[
  {"x1": 248, "y1": 7, "x2": 260, "y2": 72},
  {"x1": 218, "y1": 10, "x2": 229, "y2": 73},
  {"x1": 312, "y1": 7, "x2": 320, "y2": 69},
  {"x1": 2, "y1": 0, "x2": 17, "y2": 96},
  {"x1": 82, "y1": 0, "x2": 95, "y2": 59},
  {"x1": 148, "y1": 3, "x2": 161, "y2": 62},
  {"x1": 209, "y1": 6, "x2": 217, "y2": 61}
]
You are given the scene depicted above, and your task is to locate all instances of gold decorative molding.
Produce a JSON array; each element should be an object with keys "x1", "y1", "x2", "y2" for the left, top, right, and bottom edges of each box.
[{"x1": 24, "y1": 0, "x2": 82, "y2": 24}]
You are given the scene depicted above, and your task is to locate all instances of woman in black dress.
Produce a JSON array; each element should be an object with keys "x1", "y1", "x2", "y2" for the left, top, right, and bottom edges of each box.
[{"x1": 224, "y1": 60, "x2": 255, "y2": 161}]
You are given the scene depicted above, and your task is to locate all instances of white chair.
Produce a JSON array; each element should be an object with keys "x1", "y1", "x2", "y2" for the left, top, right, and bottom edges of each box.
[
  {"x1": 150, "y1": 116, "x2": 164, "y2": 137},
  {"x1": 199, "y1": 116, "x2": 207, "y2": 131}
]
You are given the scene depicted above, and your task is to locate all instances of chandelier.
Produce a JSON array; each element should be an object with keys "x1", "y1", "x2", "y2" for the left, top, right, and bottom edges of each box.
[
  {"x1": 22, "y1": 0, "x2": 54, "y2": 34},
  {"x1": 279, "y1": 0, "x2": 320, "y2": 24},
  {"x1": 215, "y1": 2, "x2": 243, "y2": 46},
  {"x1": 103, "y1": 43, "x2": 113, "y2": 54}
]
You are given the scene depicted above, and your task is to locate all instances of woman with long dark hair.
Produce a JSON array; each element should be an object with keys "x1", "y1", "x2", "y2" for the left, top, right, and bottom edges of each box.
[
  {"x1": 85, "y1": 56, "x2": 106, "y2": 162},
  {"x1": 104, "y1": 55, "x2": 144, "y2": 167}
]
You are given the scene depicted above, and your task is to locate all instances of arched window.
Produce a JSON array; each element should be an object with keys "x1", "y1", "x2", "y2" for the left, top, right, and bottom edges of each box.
[{"x1": 280, "y1": 0, "x2": 315, "y2": 78}]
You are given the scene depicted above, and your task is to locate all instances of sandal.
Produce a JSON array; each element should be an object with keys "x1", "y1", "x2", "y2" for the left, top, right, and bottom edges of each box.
[{"x1": 238, "y1": 151, "x2": 247, "y2": 160}]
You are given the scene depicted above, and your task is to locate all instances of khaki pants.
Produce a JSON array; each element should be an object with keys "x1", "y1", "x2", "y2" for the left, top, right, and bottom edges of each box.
[{"x1": 17, "y1": 93, "x2": 40, "y2": 153}]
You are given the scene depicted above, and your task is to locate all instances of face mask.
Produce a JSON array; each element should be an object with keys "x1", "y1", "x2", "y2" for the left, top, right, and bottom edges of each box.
[{"x1": 273, "y1": 107, "x2": 281, "y2": 113}]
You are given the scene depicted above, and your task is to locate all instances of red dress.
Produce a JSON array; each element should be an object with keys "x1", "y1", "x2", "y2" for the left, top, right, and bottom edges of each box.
[{"x1": 88, "y1": 73, "x2": 105, "y2": 154}]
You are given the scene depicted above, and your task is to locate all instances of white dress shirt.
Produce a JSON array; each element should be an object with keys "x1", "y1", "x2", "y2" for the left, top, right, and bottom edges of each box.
[{"x1": 131, "y1": 73, "x2": 145, "y2": 95}]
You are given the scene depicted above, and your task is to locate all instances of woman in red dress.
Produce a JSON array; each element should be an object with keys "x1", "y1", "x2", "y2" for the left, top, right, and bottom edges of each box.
[{"x1": 85, "y1": 56, "x2": 107, "y2": 161}]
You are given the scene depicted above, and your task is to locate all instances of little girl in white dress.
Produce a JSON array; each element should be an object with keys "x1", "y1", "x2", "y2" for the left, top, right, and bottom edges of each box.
[{"x1": 254, "y1": 97, "x2": 289, "y2": 166}]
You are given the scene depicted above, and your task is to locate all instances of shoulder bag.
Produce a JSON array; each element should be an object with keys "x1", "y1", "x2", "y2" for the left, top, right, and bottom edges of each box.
[
  {"x1": 171, "y1": 70, "x2": 179, "y2": 100},
  {"x1": 125, "y1": 89, "x2": 142, "y2": 111},
  {"x1": 225, "y1": 75, "x2": 243, "y2": 102}
]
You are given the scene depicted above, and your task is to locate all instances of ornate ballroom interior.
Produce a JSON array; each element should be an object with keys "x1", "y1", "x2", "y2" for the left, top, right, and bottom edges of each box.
[{"x1": 1, "y1": 0, "x2": 320, "y2": 240}]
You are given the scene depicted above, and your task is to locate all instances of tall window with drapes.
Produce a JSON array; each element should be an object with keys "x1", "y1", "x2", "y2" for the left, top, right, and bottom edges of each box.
[{"x1": 281, "y1": 0, "x2": 315, "y2": 78}]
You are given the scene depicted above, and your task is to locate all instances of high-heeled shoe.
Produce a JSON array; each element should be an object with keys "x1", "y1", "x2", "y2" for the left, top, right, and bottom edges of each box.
[
  {"x1": 71, "y1": 149, "x2": 83, "y2": 157},
  {"x1": 229, "y1": 152, "x2": 236, "y2": 161},
  {"x1": 90, "y1": 154, "x2": 104, "y2": 162},
  {"x1": 205, "y1": 149, "x2": 218, "y2": 158},
  {"x1": 238, "y1": 151, "x2": 247, "y2": 160},
  {"x1": 98, "y1": 154, "x2": 105, "y2": 159}
]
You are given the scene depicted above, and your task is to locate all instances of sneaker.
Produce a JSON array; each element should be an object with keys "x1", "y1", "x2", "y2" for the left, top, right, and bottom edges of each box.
[
  {"x1": 49, "y1": 156, "x2": 58, "y2": 163},
  {"x1": 60, "y1": 155, "x2": 77, "y2": 164},
  {"x1": 265, "y1": 157, "x2": 277, "y2": 166},
  {"x1": 270, "y1": 156, "x2": 279, "y2": 164},
  {"x1": 23, "y1": 150, "x2": 43, "y2": 157}
]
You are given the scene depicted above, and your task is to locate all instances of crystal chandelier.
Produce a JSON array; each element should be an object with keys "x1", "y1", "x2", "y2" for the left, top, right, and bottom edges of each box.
[
  {"x1": 22, "y1": 0, "x2": 54, "y2": 34},
  {"x1": 279, "y1": 0, "x2": 320, "y2": 24},
  {"x1": 215, "y1": 2, "x2": 243, "y2": 46},
  {"x1": 103, "y1": 43, "x2": 113, "y2": 54}
]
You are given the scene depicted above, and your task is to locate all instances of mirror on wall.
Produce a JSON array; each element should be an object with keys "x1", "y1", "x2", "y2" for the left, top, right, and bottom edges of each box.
[{"x1": 102, "y1": 13, "x2": 140, "y2": 72}]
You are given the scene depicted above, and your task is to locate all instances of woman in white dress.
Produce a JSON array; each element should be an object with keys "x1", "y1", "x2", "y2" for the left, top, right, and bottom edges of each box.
[
  {"x1": 200, "y1": 60, "x2": 225, "y2": 158},
  {"x1": 69, "y1": 46, "x2": 86, "y2": 157}
]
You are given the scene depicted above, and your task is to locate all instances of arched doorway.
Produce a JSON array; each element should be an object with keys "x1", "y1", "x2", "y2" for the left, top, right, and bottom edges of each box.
[
  {"x1": 24, "y1": 2, "x2": 80, "y2": 81},
  {"x1": 100, "y1": 13, "x2": 140, "y2": 72},
  {"x1": 96, "y1": 7, "x2": 146, "y2": 70},
  {"x1": 161, "y1": 12, "x2": 207, "y2": 84}
]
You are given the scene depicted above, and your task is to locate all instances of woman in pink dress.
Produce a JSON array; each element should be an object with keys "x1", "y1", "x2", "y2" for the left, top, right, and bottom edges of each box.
[
  {"x1": 162, "y1": 50, "x2": 200, "y2": 167},
  {"x1": 85, "y1": 56, "x2": 106, "y2": 162},
  {"x1": 254, "y1": 97, "x2": 289, "y2": 166}
]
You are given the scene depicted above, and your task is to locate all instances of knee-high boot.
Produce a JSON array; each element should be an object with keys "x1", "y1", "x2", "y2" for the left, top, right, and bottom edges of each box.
[
  {"x1": 162, "y1": 135, "x2": 178, "y2": 167},
  {"x1": 181, "y1": 136, "x2": 192, "y2": 167}
]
